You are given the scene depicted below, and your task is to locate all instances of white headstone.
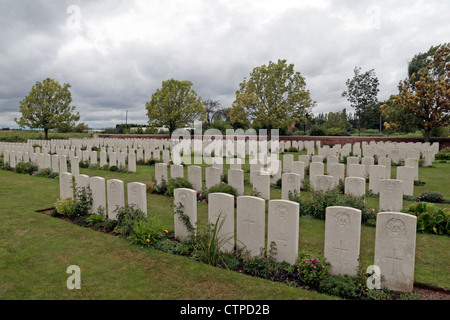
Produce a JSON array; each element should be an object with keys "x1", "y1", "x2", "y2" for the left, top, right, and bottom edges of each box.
[
  {"x1": 228, "y1": 169, "x2": 244, "y2": 196},
  {"x1": 174, "y1": 188, "x2": 197, "y2": 241},
  {"x1": 379, "y1": 179, "x2": 403, "y2": 212},
  {"x1": 127, "y1": 182, "x2": 147, "y2": 215},
  {"x1": 107, "y1": 179, "x2": 125, "y2": 220},
  {"x1": 344, "y1": 177, "x2": 366, "y2": 197},
  {"x1": 267, "y1": 199, "x2": 299, "y2": 264},
  {"x1": 208, "y1": 192, "x2": 235, "y2": 252},
  {"x1": 59, "y1": 172, "x2": 74, "y2": 199},
  {"x1": 374, "y1": 212, "x2": 417, "y2": 292},
  {"x1": 236, "y1": 196, "x2": 266, "y2": 256},
  {"x1": 155, "y1": 163, "x2": 168, "y2": 186},
  {"x1": 90, "y1": 176, "x2": 106, "y2": 215},
  {"x1": 369, "y1": 165, "x2": 386, "y2": 194},
  {"x1": 324, "y1": 206, "x2": 361, "y2": 276},
  {"x1": 187, "y1": 165, "x2": 202, "y2": 191},
  {"x1": 282, "y1": 173, "x2": 301, "y2": 200},
  {"x1": 253, "y1": 170, "x2": 270, "y2": 200},
  {"x1": 205, "y1": 166, "x2": 221, "y2": 189},
  {"x1": 396, "y1": 166, "x2": 414, "y2": 196}
]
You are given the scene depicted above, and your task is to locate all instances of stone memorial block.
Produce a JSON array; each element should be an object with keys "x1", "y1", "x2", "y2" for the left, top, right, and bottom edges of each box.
[
  {"x1": 99, "y1": 151, "x2": 107, "y2": 167},
  {"x1": 327, "y1": 163, "x2": 345, "y2": 185},
  {"x1": 406, "y1": 148, "x2": 420, "y2": 160},
  {"x1": 309, "y1": 162, "x2": 324, "y2": 189},
  {"x1": 127, "y1": 182, "x2": 147, "y2": 215},
  {"x1": 107, "y1": 179, "x2": 125, "y2": 220},
  {"x1": 152, "y1": 150, "x2": 161, "y2": 161},
  {"x1": 249, "y1": 162, "x2": 263, "y2": 184},
  {"x1": 347, "y1": 164, "x2": 364, "y2": 178},
  {"x1": 90, "y1": 176, "x2": 106, "y2": 214},
  {"x1": 268, "y1": 159, "x2": 282, "y2": 184},
  {"x1": 51, "y1": 154, "x2": 59, "y2": 173},
  {"x1": 311, "y1": 155, "x2": 324, "y2": 163},
  {"x1": 155, "y1": 163, "x2": 168, "y2": 186},
  {"x1": 422, "y1": 150, "x2": 434, "y2": 167},
  {"x1": 374, "y1": 212, "x2": 417, "y2": 292},
  {"x1": 369, "y1": 165, "x2": 386, "y2": 194},
  {"x1": 128, "y1": 152, "x2": 136, "y2": 172},
  {"x1": 378, "y1": 157, "x2": 391, "y2": 179},
  {"x1": 187, "y1": 165, "x2": 202, "y2": 191},
  {"x1": 396, "y1": 166, "x2": 414, "y2": 196},
  {"x1": 170, "y1": 164, "x2": 184, "y2": 179},
  {"x1": 379, "y1": 179, "x2": 403, "y2": 212},
  {"x1": 228, "y1": 169, "x2": 244, "y2": 196},
  {"x1": 205, "y1": 166, "x2": 221, "y2": 189},
  {"x1": 325, "y1": 206, "x2": 361, "y2": 276},
  {"x1": 59, "y1": 172, "x2": 74, "y2": 199},
  {"x1": 208, "y1": 192, "x2": 235, "y2": 252},
  {"x1": 267, "y1": 200, "x2": 299, "y2": 264},
  {"x1": 236, "y1": 196, "x2": 266, "y2": 256},
  {"x1": 162, "y1": 150, "x2": 170, "y2": 164},
  {"x1": 117, "y1": 152, "x2": 126, "y2": 169},
  {"x1": 136, "y1": 148, "x2": 144, "y2": 162},
  {"x1": 361, "y1": 157, "x2": 374, "y2": 179},
  {"x1": 253, "y1": 170, "x2": 270, "y2": 200},
  {"x1": 290, "y1": 161, "x2": 305, "y2": 181},
  {"x1": 174, "y1": 188, "x2": 197, "y2": 241},
  {"x1": 282, "y1": 173, "x2": 301, "y2": 200},
  {"x1": 109, "y1": 152, "x2": 117, "y2": 166},
  {"x1": 90, "y1": 150, "x2": 97, "y2": 166},
  {"x1": 43, "y1": 153, "x2": 51, "y2": 169},
  {"x1": 405, "y1": 158, "x2": 419, "y2": 181},
  {"x1": 298, "y1": 155, "x2": 310, "y2": 168},
  {"x1": 391, "y1": 149, "x2": 400, "y2": 164},
  {"x1": 327, "y1": 155, "x2": 339, "y2": 165},
  {"x1": 344, "y1": 177, "x2": 366, "y2": 197},
  {"x1": 283, "y1": 154, "x2": 294, "y2": 173},
  {"x1": 74, "y1": 174, "x2": 90, "y2": 193},
  {"x1": 313, "y1": 174, "x2": 336, "y2": 192}
]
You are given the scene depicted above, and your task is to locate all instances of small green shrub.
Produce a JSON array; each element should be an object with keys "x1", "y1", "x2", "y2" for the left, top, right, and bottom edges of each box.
[
  {"x1": 418, "y1": 192, "x2": 444, "y2": 203},
  {"x1": 54, "y1": 198, "x2": 78, "y2": 216},
  {"x1": 165, "y1": 178, "x2": 192, "y2": 197},
  {"x1": 128, "y1": 214, "x2": 166, "y2": 246},
  {"x1": 113, "y1": 204, "x2": 148, "y2": 236},
  {"x1": 406, "y1": 202, "x2": 449, "y2": 235},
  {"x1": 34, "y1": 168, "x2": 59, "y2": 179},
  {"x1": 297, "y1": 250, "x2": 330, "y2": 287},
  {"x1": 14, "y1": 162, "x2": 38, "y2": 175},
  {"x1": 241, "y1": 242, "x2": 279, "y2": 279},
  {"x1": 318, "y1": 275, "x2": 360, "y2": 299},
  {"x1": 205, "y1": 183, "x2": 238, "y2": 200}
]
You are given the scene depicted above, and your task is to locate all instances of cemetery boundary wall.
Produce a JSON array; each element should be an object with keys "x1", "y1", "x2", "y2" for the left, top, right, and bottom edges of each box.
[{"x1": 97, "y1": 134, "x2": 449, "y2": 150}]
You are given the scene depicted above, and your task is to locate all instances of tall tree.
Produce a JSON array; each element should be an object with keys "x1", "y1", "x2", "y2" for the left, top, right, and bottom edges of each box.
[
  {"x1": 230, "y1": 59, "x2": 315, "y2": 136},
  {"x1": 396, "y1": 43, "x2": 450, "y2": 141},
  {"x1": 15, "y1": 78, "x2": 80, "y2": 140},
  {"x1": 203, "y1": 99, "x2": 221, "y2": 126},
  {"x1": 145, "y1": 79, "x2": 205, "y2": 135},
  {"x1": 342, "y1": 67, "x2": 380, "y2": 135}
]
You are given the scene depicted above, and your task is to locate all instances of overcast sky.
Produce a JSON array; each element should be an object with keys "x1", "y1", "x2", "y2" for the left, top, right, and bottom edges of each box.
[{"x1": 1, "y1": 0, "x2": 449, "y2": 129}]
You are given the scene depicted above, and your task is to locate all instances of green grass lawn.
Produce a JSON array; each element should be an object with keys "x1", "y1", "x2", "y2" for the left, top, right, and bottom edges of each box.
[{"x1": 0, "y1": 152, "x2": 449, "y2": 300}]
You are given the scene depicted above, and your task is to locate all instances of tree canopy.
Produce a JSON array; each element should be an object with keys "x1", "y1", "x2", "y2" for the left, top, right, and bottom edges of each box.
[
  {"x1": 229, "y1": 59, "x2": 315, "y2": 134},
  {"x1": 145, "y1": 79, "x2": 205, "y2": 135},
  {"x1": 342, "y1": 67, "x2": 380, "y2": 135},
  {"x1": 14, "y1": 78, "x2": 80, "y2": 140},
  {"x1": 382, "y1": 43, "x2": 450, "y2": 141}
]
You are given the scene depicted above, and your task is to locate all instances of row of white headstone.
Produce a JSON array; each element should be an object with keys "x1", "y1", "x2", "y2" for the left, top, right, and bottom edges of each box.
[
  {"x1": 59, "y1": 172, "x2": 147, "y2": 219},
  {"x1": 173, "y1": 188, "x2": 417, "y2": 293}
]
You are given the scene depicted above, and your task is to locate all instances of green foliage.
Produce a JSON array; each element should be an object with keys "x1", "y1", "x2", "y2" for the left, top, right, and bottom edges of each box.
[
  {"x1": 14, "y1": 78, "x2": 80, "y2": 140},
  {"x1": 297, "y1": 250, "x2": 330, "y2": 287},
  {"x1": 85, "y1": 214, "x2": 105, "y2": 230},
  {"x1": 309, "y1": 124, "x2": 325, "y2": 136},
  {"x1": 34, "y1": 168, "x2": 59, "y2": 179},
  {"x1": 205, "y1": 183, "x2": 238, "y2": 199},
  {"x1": 192, "y1": 213, "x2": 235, "y2": 268},
  {"x1": 290, "y1": 188, "x2": 372, "y2": 224},
  {"x1": 54, "y1": 187, "x2": 92, "y2": 218},
  {"x1": 165, "y1": 178, "x2": 192, "y2": 197},
  {"x1": 230, "y1": 59, "x2": 315, "y2": 131},
  {"x1": 14, "y1": 162, "x2": 38, "y2": 175},
  {"x1": 418, "y1": 192, "x2": 444, "y2": 203},
  {"x1": 113, "y1": 204, "x2": 148, "y2": 236},
  {"x1": 128, "y1": 214, "x2": 166, "y2": 246},
  {"x1": 241, "y1": 242, "x2": 279, "y2": 279},
  {"x1": 436, "y1": 147, "x2": 450, "y2": 160},
  {"x1": 406, "y1": 202, "x2": 449, "y2": 235},
  {"x1": 318, "y1": 275, "x2": 360, "y2": 299},
  {"x1": 145, "y1": 78, "x2": 205, "y2": 134}
]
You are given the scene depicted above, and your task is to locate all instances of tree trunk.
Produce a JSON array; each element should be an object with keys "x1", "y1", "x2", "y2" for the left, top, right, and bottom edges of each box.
[
  {"x1": 423, "y1": 129, "x2": 431, "y2": 142},
  {"x1": 44, "y1": 128, "x2": 49, "y2": 140}
]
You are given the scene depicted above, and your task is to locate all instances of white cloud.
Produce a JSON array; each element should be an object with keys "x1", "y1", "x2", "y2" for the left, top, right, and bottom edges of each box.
[{"x1": 1, "y1": 0, "x2": 449, "y2": 128}]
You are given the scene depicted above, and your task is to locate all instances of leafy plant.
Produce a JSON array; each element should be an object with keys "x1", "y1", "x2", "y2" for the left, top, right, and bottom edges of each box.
[
  {"x1": 113, "y1": 204, "x2": 148, "y2": 236},
  {"x1": 14, "y1": 162, "x2": 38, "y2": 175},
  {"x1": 297, "y1": 250, "x2": 330, "y2": 287},
  {"x1": 241, "y1": 242, "x2": 279, "y2": 280},
  {"x1": 418, "y1": 192, "x2": 444, "y2": 203},
  {"x1": 318, "y1": 275, "x2": 360, "y2": 299},
  {"x1": 205, "y1": 183, "x2": 238, "y2": 200},
  {"x1": 165, "y1": 178, "x2": 192, "y2": 197},
  {"x1": 128, "y1": 214, "x2": 166, "y2": 246},
  {"x1": 406, "y1": 202, "x2": 449, "y2": 235},
  {"x1": 193, "y1": 213, "x2": 234, "y2": 268}
]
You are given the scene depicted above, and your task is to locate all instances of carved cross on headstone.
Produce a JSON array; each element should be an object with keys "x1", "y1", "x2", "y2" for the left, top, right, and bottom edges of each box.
[
  {"x1": 385, "y1": 248, "x2": 403, "y2": 275},
  {"x1": 333, "y1": 240, "x2": 349, "y2": 265}
]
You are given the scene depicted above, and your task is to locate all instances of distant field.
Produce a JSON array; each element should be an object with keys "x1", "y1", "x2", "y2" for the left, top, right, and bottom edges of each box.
[{"x1": 0, "y1": 130, "x2": 92, "y2": 142}]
